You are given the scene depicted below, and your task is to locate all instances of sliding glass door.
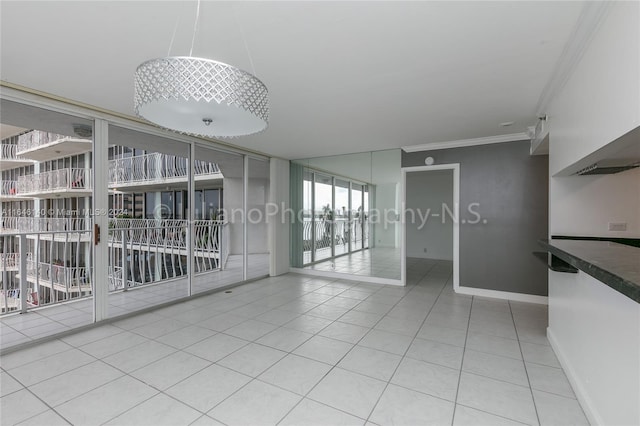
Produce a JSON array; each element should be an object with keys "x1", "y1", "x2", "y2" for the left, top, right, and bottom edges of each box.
[
  {"x1": 301, "y1": 167, "x2": 370, "y2": 266},
  {"x1": 351, "y1": 183, "x2": 363, "y2": 251},
  {"x1": 313, "y1": 173, "x2": 333, "y2": 262},
  {"x1": 334, "y1": 179, "x2": 350, "y2": 256}
]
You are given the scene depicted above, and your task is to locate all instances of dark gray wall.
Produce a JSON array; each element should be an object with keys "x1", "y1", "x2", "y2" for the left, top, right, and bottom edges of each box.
[{"x1": 402, "y1": 141, "x2": 549, "y2": 296}]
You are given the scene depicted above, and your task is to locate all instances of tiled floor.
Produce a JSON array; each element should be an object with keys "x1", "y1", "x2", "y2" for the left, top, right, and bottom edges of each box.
[
  {"x1": 0, "y1": 254, "x2": 269, "y2": 351},
  {"x1": 302, "y1": 239, "x2": 369, "y2": 265},
  {"x1": 304, "y1": 248, "x2": 401, "y2": 280},
  {"x1": 0, "y1": 259, "x2": 588, "y2": 426}
]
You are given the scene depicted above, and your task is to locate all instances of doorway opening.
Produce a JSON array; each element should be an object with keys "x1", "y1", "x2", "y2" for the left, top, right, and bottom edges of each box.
[{"x1": 401, "y1": 164, "x2": 459, "y2": 290}]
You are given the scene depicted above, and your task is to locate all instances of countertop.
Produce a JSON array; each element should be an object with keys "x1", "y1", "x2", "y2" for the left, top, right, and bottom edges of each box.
[{"x1": 539, "y1": 239, "x2": 640, "y2": 303}]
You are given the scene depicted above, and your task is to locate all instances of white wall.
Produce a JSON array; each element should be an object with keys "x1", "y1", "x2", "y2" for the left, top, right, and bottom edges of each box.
[
  {"x1": 223, "y1": 177, "x2": 243, "y2": 255},
  {"x1": 269, "y1": 158, "x2": 290, "y2": 276},
  {"x1": 548, "y1": 1, "x2": 640, "y2": 239},
  {"x1": 247, "y1": 177, "x2": 269, "y2": 254},
  {"x1": 548, "y1": 271, "x2": 640, "y2": 426},
  {"x1": 223, "y1": 176, "x2": 270, "y2": 256},
  {"x1": 551, "y1": 167, "x2": 640, "y2": 238},
  {"x1": 545, "y1": 3, "x2": 640, "y2": 424},
  {"x1": 373, "y1": 182, "x2": 398, "y2": 248},
  {"x1": 305, "y1": 152, "x2": 373, "y2": 183},
  {"x1": 372, "y1": 150, "x2": 402, "y2": 248},
  {"x1": 548, "y1": 2, "x2": 639, "y2": 176},
  {"x1": 405, "y1": 170, "x2": 453, "y2": 260}
]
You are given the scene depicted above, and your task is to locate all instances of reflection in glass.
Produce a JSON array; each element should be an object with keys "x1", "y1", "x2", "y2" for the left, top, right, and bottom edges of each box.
[
  {"x1": 334, "y1": 179, "x2": 350, "y2": 256},
  {"x1": 294, "y1": 149, "x2": 401, "y2": 282},
  {"x1": 351, "y1": 183, "x2": 363, "y2": 251},
  {"x1": 247, "y1": 158, "x2": 270, "y2": 279},
  {"x1": 204, "y1": 189, "x2": 220, "y2": 220},
  {"x1": 363, "y1": 186, "x2": 370, "y2": 249},
  {"x1": 107, "y1": 125, "x2": 191, "y2": 317},
  {"x1": 195, "y1": 145, "x2": 244, "y2": 292},
  {"x1": 194, "y1": 190, "x2": 203, "y2": 220},
  {"x1": 0, "y1": 102, "x2": 94, "y2": 326},
  {"x1": 302, "y1": 170, "x2": 313, "y2": 264},
  {"x1": 314, "y1": 173, "x2": 333, "y2": 262}
]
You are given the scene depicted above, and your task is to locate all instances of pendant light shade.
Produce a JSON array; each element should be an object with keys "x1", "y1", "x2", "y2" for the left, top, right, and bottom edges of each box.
[{"x1": 134, "y1": 56, "x2": 269, "y2": 138}]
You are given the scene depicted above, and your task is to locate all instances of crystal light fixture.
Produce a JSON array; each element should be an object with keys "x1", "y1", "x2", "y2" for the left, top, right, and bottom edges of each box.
[
  {"x1": 134, "y1": 1, "x2": 268, "y2": 138},
  {"x1": 134, "y1": 57, "x2": 268, "y2": 138}
]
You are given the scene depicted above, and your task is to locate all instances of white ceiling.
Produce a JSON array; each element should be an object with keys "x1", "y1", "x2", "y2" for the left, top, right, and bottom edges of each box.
[{"x1": 0, "y1": 1, "x2": 585, "y2": 159}]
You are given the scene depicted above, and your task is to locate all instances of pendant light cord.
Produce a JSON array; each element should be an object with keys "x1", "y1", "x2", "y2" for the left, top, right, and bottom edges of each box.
[
  {"x1": 189, "y1": 0, "x2": 201, "y2": 56},
  {"x1": 167, "y1": 15, "x2": 180, "y2": 57},
  {"x1": 232, "y1": 4, "x2": 257, "y2": 76}
]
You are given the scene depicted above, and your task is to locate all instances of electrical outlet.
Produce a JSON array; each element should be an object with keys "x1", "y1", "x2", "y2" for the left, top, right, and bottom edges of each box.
[{"x1": 608, "y1": 222, "x2": 627, "y2": 232}]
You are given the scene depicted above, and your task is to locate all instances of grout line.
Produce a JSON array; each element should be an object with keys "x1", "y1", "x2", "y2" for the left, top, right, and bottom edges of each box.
[
  {"x1": 454, "y1": 401, "x2": 532, "y2": 426},
  {"x1": 155, "y1": 278, "x2": 355, "y2": 421},
  {"x1": 272, "y1": 276, "x2": 409, "y2": 423},
  {"x1": 364, "y1": 262, "x2": 447, "y2": 424},
  {"x1": 509, "y1": 299, "x2": 542, "y2": 426},
  {"x1": 2, "y1": 359, "x2": 123, "y2": 426},
  {"x1": 451, "y1": 281, "x2": 473, "y2": 426},
  {"x1": 6, "y1": 262, "x2": 557, "y2": 426}
]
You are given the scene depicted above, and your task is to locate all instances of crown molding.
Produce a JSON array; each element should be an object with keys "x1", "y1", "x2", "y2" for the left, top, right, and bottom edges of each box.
[
  {"x1": 534, "y1": 1, "x2": 612, "y2": 117},
  {"x1": 402, "y1": 132, "x2": 529, "y2": 153}
]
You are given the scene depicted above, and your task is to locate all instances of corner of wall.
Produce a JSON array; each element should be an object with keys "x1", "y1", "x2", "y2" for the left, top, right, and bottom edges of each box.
[{"x1": 269, "y1": 158, "x2": 291, "y2": 276}]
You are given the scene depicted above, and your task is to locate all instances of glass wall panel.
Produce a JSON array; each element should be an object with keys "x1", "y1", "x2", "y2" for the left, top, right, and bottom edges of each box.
[
  {"x1": 0, "y1": 97, "x2": 272, "y2": 351},
  {"x1": 313, "y1": 173, "x2": 333, "y2": 262},
  {"x1": 334, "y1": 179, "x2": 350, "y2": 256},
  {"x1": 351, "y1": 183, "x2": 363, "y2": 251},
  {"x1": 0, "y1": 99, "x2": 94, "y2": 345},
  {"x1": 204, "y1": 189, "x2": 220, "y2": 220},
  {"x1": 296, "y1": 165, "x2": 370, "y2": 268},
  {"x1": 192, "y1": 145, "x2": 243, "y2": 293},
  {"x1": 247, "y1": 158, "x2": 269, "y2": 279},
  {"x1": 107, "y1": 125, "x2": 190, "y2": 317},
  {"x1": 194, "y1": 190, "x2": 203, "y2": 220},
  {"x1": 292, "y1": 149, "x2": 401, "y2": 282},
  {"x1": 363, "y1": 185, "x2": 370, "y2": 249},
  {"x1": 302, "y1": 169, "x2": 313, "y2": 264}
]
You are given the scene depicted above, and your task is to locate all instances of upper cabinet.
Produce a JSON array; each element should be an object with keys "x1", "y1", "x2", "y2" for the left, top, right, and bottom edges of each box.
[{"x1": 547, "y1": 2, "x2": 640, "y2": 176}]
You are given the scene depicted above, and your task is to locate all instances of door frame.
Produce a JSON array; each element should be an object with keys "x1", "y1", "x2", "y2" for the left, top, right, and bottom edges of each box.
[{"x1": 401, "y1": 164, "x2": 460, "y2": 290}]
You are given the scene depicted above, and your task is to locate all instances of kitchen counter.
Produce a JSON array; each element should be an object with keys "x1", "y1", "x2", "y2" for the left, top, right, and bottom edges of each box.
[{"x1": 539, "y1": 238, "x2": 640, "y2": 303}]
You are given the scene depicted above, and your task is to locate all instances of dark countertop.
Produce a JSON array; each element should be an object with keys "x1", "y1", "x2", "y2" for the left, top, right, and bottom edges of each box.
[{"x1": 539, "y1": 239, "x2": 640, "y2": 303}]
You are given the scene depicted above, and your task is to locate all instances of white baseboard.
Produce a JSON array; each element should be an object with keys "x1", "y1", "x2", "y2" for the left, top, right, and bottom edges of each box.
[
  {"x1": 547, "y1": 328, "x2": 600, "y2": 426},
  {"x1": 455, "y1": 285, "x2": 548, "y2": 305},
  {"x1": 289, "y1": 268, "x2": 404, "y2": 286}
]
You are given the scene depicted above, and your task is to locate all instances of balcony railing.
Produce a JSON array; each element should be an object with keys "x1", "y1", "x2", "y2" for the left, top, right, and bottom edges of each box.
[
  {"x1": 17, "y1": 217, "x2": 91, "y2": 233},
  {"x1": 1, "y1": 216, "x2": 19, "y2": 231},
  {"x1": 1, "y1": 144, "x2": 17, "y2": 159},
  {"x1": 108, "y1": 219, "x2": 188, "y2": 248},
  {"x1": 1, "y1": 220, "x2": 230, "y2": 315},
  {"x1": 0, "y1": 229, "x2": 93, "y2": 314},
  {"x1": 16, "y1": 130, "x2": 89, "y2": 153},
  {"x1": 0, "y1": 253, "x2": 32, "y2": 271},
  {"x1": 302, "y1": 218, "x2": 369, "y2": 264},
  {"x1": 107, "y1": 219, "x2": 227, "y2": 290},
  {"x1": 17, "y1": 168, "x2": 92, "y2": 194},
  {"x1": 1, "y1": 180, "x2": 18, "y2": 196},
  {"x1": 108, "y1": 152, "x2": 220, "y2": 186},
  {"x1": 108, "y1": 265, "x2": 144, "y2": 291},
  {"x1": 303, "y1": 219, "x2": 365, "y2": 250},
  {"x1": 108, "y1": 219, "x2": 225, "y2": 252},
  {"x1": 26, "y1": 260, "x2": 91, "y2": 294}
]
